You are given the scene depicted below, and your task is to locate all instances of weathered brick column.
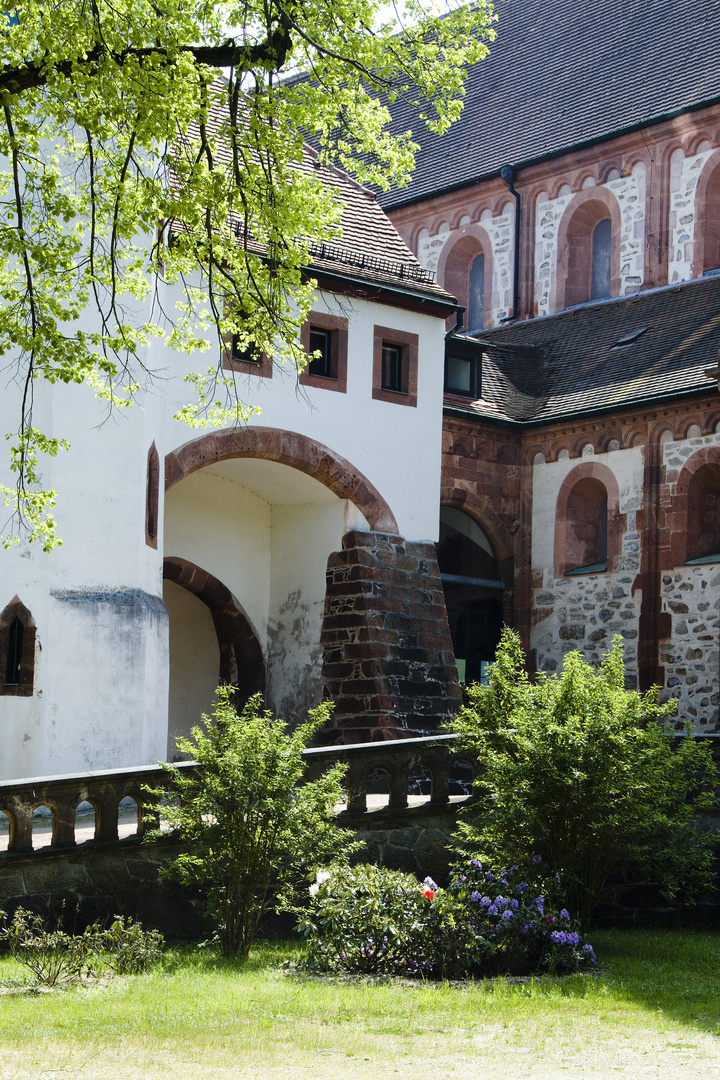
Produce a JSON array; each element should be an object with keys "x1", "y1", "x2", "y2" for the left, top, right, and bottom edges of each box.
[{"x1": 319, "y1": 530, "x2": 462, "y2": 742}]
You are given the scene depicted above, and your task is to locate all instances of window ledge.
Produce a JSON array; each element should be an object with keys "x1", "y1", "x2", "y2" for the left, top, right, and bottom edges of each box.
[
  {"x1": 684, "y1": 553, "x2": 720, "y2": 565},
  {"x1": 564, "y1": 562, "x2": 607, "y2": 576}
]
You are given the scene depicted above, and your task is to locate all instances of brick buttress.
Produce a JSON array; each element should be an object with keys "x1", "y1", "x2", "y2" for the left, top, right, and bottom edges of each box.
[{"x1": 319, "y1": 530, "x2": 462, "y2": 742}]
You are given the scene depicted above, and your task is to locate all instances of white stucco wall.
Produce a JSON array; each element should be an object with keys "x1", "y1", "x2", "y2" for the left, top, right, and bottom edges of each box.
[{"x1": 0, "y1": 272, "x2": 449, "y2": 778}]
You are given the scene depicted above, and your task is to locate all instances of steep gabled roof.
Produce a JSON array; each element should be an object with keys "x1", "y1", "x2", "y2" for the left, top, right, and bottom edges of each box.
[
  {"x1": 445, "y1": 275, "x2": 720, "y2": 424},
  {"x1": 381, "y1": 0, "x2": 720, "y2": 209}
]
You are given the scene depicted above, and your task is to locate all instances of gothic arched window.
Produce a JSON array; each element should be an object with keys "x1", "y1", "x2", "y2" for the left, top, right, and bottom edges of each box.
[
  {"x1": 591, "y1": 218, "x2": 612, "y2": 300},
  {"x1": 468, "y1": 254, "x2": 485, "y2": 332},
  {"x1": 0, "y1": 597, "x2": 36, "y2": 696},
  {"x1": 685, "y1": 462, "x2": 720, "y2": 563},
  {"x1": 436, "y1": 507, "x2": 503, "y2": 685},
  {"x1": 564, "y1": 478, "x2": 608, "y2": 574}
]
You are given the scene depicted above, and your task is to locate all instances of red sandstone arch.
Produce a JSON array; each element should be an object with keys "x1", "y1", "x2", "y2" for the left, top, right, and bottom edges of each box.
[
  {"x1": 440, "y1": 487, "x2": 515, "y2": 588},
  {"x1": 436, "y1": 224, "x2": 493, "y2": 332},
  {"x1": 669, "y1": 446, "x2": 720, "y2": 568},
  {"x1": 554, "y1": 461, "x2": 624, "y2": 578},
  {"x1": 164, "y1": 427, "x2": 399, "y2": 534},
  {"x1": 692, "y1": 148, "x2": 720, "y2": 278},
  {"x1": 555, "y1": 187, "x2": 622, "y2": 310},
  {"x1": 163, "y1": 557, "x2": 265, "y2": 702}
]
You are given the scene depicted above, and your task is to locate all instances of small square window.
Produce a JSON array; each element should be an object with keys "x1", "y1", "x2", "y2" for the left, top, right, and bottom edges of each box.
[
  {"x1": 299, "y1": 313, "x2": 348, "y2": 393},
  {"x1": 222, "y1": 329, "x2": 273, "y2": 378},
  {"x1": 231, "y1": 335, "x2": 263, "y2": 367},
  {"x1": 381, "y1": 342, "x2": 404, "y2": 393},
  {"x1": 372, "y1": 326, "x2": 418, "y2": 408},
  {"x1": 308, "y1": 326, "x2": 335, "y2": 379}
]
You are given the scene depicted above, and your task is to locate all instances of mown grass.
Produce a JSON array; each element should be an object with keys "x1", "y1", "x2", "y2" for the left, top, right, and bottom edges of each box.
[{"x1": 0, "y1": 931, "x2": 719, "y2": 1079}]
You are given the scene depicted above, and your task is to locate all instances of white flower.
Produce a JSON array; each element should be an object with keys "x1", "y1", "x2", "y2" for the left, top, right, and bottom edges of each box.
[
  {"x1": 309, "y1": 883, "x2": 320, "y2": 897},
  {"x1": 316, "y1": 869, "x2": 331, "y2": 884}
]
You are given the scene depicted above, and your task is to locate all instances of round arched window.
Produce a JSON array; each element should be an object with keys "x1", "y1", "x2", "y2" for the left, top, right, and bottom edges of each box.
[{"x1": 436, "y1": 507, "x2": 504, "y2": 686}]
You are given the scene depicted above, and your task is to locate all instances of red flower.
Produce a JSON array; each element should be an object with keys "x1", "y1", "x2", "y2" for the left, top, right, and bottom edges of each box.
[{"x1": 422, "y1": 887, "x2": 435, "y2": 900}]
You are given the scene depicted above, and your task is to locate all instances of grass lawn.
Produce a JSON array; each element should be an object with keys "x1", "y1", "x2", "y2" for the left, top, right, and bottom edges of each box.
[{"x1": 0, "y1": 930, "x2": 719, "y2": 1079}]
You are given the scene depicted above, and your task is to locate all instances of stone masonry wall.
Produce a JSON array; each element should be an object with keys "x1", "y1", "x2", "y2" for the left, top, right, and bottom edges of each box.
[
  {"x1": 319, "y1": 530, "x2": 462, "y2": 742},
  {"x1": 659, "y1": 429, "x2": 720, "y2": 730},
  {"x1": 668, "y1": 142, "x2": 715, "y2": 283},
  {"x1": 531, "y1": 448, "x2": 644, "y2": 684},
  {"x1": 416, "y1": 204, "x2": 515, "y2": 326},
  {"x1": 534, "y1": 166, "x2": 646, "y2": 316}
]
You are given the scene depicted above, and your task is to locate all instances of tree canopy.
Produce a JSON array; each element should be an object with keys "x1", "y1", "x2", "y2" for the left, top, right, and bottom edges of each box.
[{"x1": 0, "y1": 0, "x2": 494, "y2": 549}]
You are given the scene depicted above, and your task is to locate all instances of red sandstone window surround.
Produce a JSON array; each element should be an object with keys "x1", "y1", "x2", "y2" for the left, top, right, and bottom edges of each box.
[
  {"x1": 221, "y1": 322, "x2": 273, "y2": 379},
  {"x1": 0, "y1": 597, "x2": 36, "y2": 697},
  {"x1": 554, "y1": 463, "x2": 622, "y2": 578},
  {"x1": 372, "y1": 325, "x2": 418, "y2": 407},
  {"x1": 145, "y1": 442, "x2": 159, "y2": 549},
  {"x1": 685, "y1": 462, "x2": 720, "y2": 563},
  {"x1": 694, "y1": 153, "x2": 720, "y2": 278},
  {"x1": 299, "y1": 311, "x2": 348, "y2": 393},
  {"x1": 436, "y1": 227, "x2": 492, "y2": 332},
  {"x1": 556, "y1": 191, "x2": 621, "y2": 310}
]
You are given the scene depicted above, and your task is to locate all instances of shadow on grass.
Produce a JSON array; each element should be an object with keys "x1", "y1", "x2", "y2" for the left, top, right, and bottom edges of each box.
[{"x1": 587, "y1": 929, "x2": 720, "y2": 1036}]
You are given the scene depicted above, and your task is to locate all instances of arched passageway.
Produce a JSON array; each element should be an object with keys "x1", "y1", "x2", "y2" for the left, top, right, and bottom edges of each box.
[{"x1": 436, "y1": 506, "x2": 504, "y2": 685}]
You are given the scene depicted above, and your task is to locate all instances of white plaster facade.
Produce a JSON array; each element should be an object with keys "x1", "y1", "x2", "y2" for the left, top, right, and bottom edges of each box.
[{"x1": 0, "y1": 274, "x2": 450, "y2": 780}]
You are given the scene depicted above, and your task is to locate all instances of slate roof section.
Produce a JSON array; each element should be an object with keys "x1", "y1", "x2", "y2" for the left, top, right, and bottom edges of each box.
[
  {"x1": 380, "y1": 0, "x2": 720, "y2": 209},
  {"x1": 176, "y1": 91, "x2": 454, "y2": 305},
  {"x1": 300, "y1": 156, "x2": 455, "y2": 302},
  {"x1": 445, "y1": 275, "x2": 720, "y2": 423}
]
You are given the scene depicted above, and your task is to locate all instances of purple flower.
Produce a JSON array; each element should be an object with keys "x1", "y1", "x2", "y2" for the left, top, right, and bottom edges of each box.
[
  {"x1": 501, "y1": 909, "x2": 514, "y2": 921},
  {"x1": 582, "y1": 943, "x2": 595, "y2": 956},
  {"x1": 555, "y1": 874, "x2": 562, "y2": 886},
  {"x1": 567, "y1": 932, "x2": 580, "y2": 946},
  {"x1": 495, "y1": 895, "x2": 507, "y2": 908},
  {"x1": 516, "y1": 882, "x2": 527, "y2": 893},
  {"x1": 423, "y1": 876, "x2": 438, "y2": 892},
  {"x1": 470, "y1": 859, "x2": 482, "y2": 869},
  {"x1": 487, "y1": 905, "x2": 498, "y2": 916},
  {"x1": 509, "y1": 865, "x2": 519, "y2": 873},
  {"x1": 470, "y1": 891, "x2": 483, "y2": 903},
  {"x1": 560, "y1": 908, "x2": 570, "y2": 921},
  {"x1": 551, "y1": 930, "x2": 567, "y2": 945},
  {"x1": 479, "y1": 896, "x2": 492, "y2": 907},
  {"x1": 535, "y1": 896, "x2": 545, "y2": 914},
  {"x1": 484, "y1": 870, "x2": 495, "y2": 882},
  {"x1": 521, "y1": 923, "x2": 532, "y2": 934},
  {"x1": 510, "y1": 899, "x2": 519, "y2": 910},
  {"x1": 532, "y1": 854, "x2": 543, "y2": 865}
]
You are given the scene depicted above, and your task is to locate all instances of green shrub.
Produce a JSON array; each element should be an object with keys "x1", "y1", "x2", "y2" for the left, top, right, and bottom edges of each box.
[
  {"x1": 151, "y1": 689, "x2": 359, "y2": 957},
  {"x1": 453, "y1": 630, "x2": 720, "y2": 930},
  {"x1": 298, "y1": 862, "x2": 595, "y2": 979},
  {"x1": 98, "y1": 916, "x2": 164, "y2": 974},
  {"x1": 0, "y1": 909, "x2": 163, "y2": 985}
]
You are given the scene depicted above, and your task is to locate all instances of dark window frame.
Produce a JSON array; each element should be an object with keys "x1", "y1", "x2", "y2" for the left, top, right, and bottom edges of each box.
[
  {"x1": 299, "y1": 311, "x2": 348, "y2": 393},
  {"x1": 0, "y1": 597, "x2": 36, "y2": 697},
  {"x1": 372, "y1": 325, "x2": 418, "y2": 407}
]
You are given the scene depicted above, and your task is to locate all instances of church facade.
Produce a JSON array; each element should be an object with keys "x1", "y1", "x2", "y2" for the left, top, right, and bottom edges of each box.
[
  {"x1": 383, "y1": 0, "x2": 720, "y2": 732},
  {"x1": 3, "y1": 0, "x2": 720, "y2": 781}
]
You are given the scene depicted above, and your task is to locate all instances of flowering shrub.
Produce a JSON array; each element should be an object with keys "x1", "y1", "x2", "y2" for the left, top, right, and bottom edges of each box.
[{"x1": 298, "y1": 861, "x2": 595, "y2": 979}]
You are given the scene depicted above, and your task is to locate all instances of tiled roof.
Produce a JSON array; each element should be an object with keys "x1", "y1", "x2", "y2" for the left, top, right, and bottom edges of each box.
[
  {"x1": 300, "y1": 156, "x2": 455, "y2": 302},
  {"x1": 175, "y1": 91, "x2": 453, "y2": 304},
  {"x1": 446, "y1": 275, "x2": 720, "y2": 423},
  {"x1": 380, "y1": 0, "x2": 720, "y2": 209}
]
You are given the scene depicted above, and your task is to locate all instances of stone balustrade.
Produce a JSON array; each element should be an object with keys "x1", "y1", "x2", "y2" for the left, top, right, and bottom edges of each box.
[
  {"x1": 0, "y1": 762, "x2": 193, "y2": 856},
  {"x1": 0, "y1": 734, "x2": 473, "y2": 858}
]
